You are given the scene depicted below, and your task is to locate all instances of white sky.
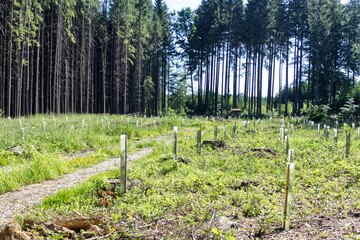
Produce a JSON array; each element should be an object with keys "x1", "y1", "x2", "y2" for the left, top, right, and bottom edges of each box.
[{"x1": 164, "y1": 0, "x2": 201, "y2": 11}]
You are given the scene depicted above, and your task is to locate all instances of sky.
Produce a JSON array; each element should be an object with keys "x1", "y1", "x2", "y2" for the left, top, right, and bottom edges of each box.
[{"x1": 164, "y1": 0, "x2": 201, "y2": 11}]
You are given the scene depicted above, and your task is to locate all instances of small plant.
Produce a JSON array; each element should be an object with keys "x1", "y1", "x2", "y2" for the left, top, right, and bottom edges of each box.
[{"x1": 340, "y1": 98, "x2": 358, "y2": 120}]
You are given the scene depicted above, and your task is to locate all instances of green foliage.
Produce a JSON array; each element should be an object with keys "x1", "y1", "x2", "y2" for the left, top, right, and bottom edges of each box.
[
  {"x1": 340, "y1": 98, "x2": 358, "y2": 119},
  {"x1": 305, "y1": 104, "x2": 326, "y2": 122}
]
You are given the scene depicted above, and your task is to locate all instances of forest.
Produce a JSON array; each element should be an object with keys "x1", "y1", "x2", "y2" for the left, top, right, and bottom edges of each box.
[{"x1": 0, "y1": 0, "x2": 359, "y2": 117}]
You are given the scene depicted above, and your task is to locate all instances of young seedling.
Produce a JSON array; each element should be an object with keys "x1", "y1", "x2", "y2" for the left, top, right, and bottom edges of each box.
[
  {"x1": 283, "y1": 162, "x2": 295, "y2": 230},
  {"x1": 120, "y1": 134, "x2": 128, "y2": 196},
  {"x1": 173, "y1": 126, "x2": 178, "y2": 161}
]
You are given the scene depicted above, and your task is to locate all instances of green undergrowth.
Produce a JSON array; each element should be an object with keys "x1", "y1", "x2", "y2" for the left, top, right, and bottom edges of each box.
[
  {"x1": 0, "y1": 114, "x2": 206, "y2": 194},
  {"x1": 24, "y1": 118, "x2": 360, "y2": 238}
]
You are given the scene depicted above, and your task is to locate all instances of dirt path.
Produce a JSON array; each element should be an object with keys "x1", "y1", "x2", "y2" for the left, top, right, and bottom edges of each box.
[{"x1": 0, "y1": 133, "x2": 173, "y2": 229}]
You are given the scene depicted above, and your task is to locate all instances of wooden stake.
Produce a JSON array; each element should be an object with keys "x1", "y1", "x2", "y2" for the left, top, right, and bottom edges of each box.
[
  {"x1": 288, "y1": 149, "x2": 294, "y2": 163},
  {"x1": 346, "y1": 132, "x2": 350, "y2": 158},
  {"x1": 285, "y1": 136, "x2": 289, "y2": 156},
  {"x1": 120, "y1": 135, "x2": 128, "y2": 196},
  {"x1": 173, "y1": 126, "x2": 178, "y2": 161},
  {"x1": 283, "y1": 163, "x2": 295, "y2": 230},
  {"x1": 21, "y1": 128, "x2": 24, "y2": 142},
  {"x1": 214, "y1": 126, "x2": 217, "y2": 141},
  {"x1": 334, "y1": 129, "x2": 338, "y2": 144},
  {"x1": 232, "y1": 123, "x2": 236, "y2": 138},
  {"x1": 197, "y1": 129, "x2": 201, "y2": 155}
]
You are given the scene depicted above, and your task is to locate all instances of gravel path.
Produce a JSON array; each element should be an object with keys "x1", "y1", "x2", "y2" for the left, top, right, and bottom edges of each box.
[{"x1": 0, "y1": 133, "x2": 173, "y2": 229}]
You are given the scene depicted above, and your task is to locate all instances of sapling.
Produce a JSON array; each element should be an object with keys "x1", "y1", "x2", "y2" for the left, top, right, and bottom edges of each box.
[
  {"x1": 8, "y1": 117, "x2": 11, "y2": 125},
  {"x1": 285, "y1": 136, "x2": 289, "y2": 155},
  {"x1": 318, "y1": 124, "x2": 320, "y2": 135},
  {"x1": 280, "y1": 128, "x2": 284, "y2": 141},
  {"x1": 19, "y1": 119, "x2": 22, "y2": 129},
  {"x1": 43, "y1": 118, "x2": 46, "y2": 131},
  {"x1": 136, "y1": 120, "x2": 139, "y2": 127},
  {"x1": 120, "y1": 134, "x2": 128, "y2": 196}
]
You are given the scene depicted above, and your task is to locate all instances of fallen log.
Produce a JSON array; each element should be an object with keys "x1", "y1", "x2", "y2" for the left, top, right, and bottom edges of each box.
[
  {"x1": 251, "y1": 148, "x2": 276, "y2": 155},
  {"x1": 52, "y1": 218, "x2": 103, "y2": 230}
]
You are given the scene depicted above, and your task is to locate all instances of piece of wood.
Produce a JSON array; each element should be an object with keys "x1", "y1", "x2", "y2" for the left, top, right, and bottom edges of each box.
[
  {"x1": 52, "y1": 218, "x2": 103, "y2": 230},
  {"x1": 283, "y1": 163, "x2": 295, "y2": 230},
  {"x1": 120, "y1": 134, "x2": 128, "y2": 195},
  {"x1": 251, "y1": 148, "x2": 276, "y2": 155},
  {"x1": 0, "y1": 222, "x2": 30, "y2": 240}
]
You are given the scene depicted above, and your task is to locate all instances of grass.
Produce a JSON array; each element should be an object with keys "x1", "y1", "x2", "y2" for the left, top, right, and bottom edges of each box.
[
  {"x1": 9, "y1": 117, "x2": 360, "y2": 238},
  {"x1": 0, "y1": 114, "x2": 203, "y2": 194}
]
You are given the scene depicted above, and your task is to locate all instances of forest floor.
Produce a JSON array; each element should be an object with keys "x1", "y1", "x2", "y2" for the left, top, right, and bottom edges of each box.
[{"x1": 0, "y1": 133, "x2": 173, "y2": 229}]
